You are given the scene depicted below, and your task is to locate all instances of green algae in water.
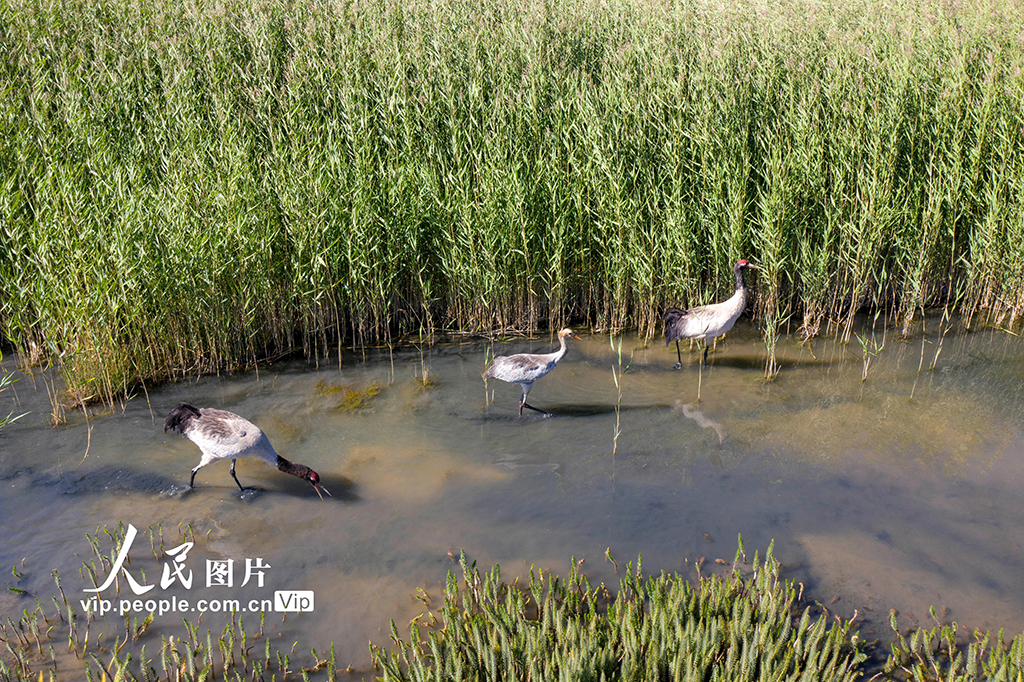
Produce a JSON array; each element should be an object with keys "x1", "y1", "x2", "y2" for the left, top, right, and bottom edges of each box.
[{"x1": 315, "y1": 381, "x2": 383, "y2": 411}]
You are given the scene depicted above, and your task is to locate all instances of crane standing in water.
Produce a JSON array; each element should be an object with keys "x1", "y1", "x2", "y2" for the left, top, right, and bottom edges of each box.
[
  {"x1": 164, "y1": 403, "x2": 330, "y2": 499},
  {"x1": 484, "y1": 328, "x2": 580, "y2": 416},
  {"x1": 663, "y1": 259, "x2": 759, "y2": 400},
  {"x1": 663, "y1": 259, "x2": 760, "y2": 369}
]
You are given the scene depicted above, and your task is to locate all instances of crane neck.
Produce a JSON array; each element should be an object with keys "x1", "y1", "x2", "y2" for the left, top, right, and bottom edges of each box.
[
  {"x1": 555, "y1": 333, "x2": 569, "y2": 359},
  {"x1": 733, "y1": 266, "x2": 747, "y2": 293},
  {"x1": 252, "y1": 439, "x2": 280, "y2": 467},
  {"x1": 276, "y1": 455, "x2": 311, "y2": 479}
]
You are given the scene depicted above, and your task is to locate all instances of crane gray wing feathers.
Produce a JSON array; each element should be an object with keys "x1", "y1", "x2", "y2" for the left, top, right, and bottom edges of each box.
[
  {"x1": 664, "y1": 307, "x2": 714, "y2": 343},
  {"x1": 485, "y1": 353, "x2": 558, "y2": 384},
  {"x1": 189, "y1": 409, "x2": 269, "y2": 459},
  {"x1": 664, "y1": 290, "x2": 745, "y2": 343}
]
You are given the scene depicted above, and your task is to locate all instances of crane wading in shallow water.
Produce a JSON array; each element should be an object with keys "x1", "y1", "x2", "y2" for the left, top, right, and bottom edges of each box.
[
  {"x1": 163, "y1": 403, "x2": 330, "y2": 499},
  {"x1": 664, "y1": 258, "x2": 760, "y2": 368},
  {"x1": 484, "y1": 328, "x2": 581, "y2": 416}
]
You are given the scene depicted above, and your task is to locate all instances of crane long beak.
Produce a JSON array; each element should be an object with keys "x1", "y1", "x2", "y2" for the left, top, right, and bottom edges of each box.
[
  {"x1": 312, "y1": 483, "x2": 331, "y2": 500},
  {"x1": 747, "y1": 264, "x2": 762, "y2": 270},
  {"x1": 572, "y1": 334, "x2": 581, "y2": 340}
]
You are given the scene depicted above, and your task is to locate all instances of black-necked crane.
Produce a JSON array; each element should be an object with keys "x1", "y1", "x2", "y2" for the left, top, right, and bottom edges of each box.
[
  {"x1": 483, "y1": 328, "x2": 580, "y2": 416},
  {"x1": 163, "y1": 403, "x2": 330, "y2": 498},
  {"x1": 664, "y1": 259, "x2": 759, "y2": 369}
]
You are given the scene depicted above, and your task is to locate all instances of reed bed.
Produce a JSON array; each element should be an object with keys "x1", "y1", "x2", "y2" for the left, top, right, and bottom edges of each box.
[{"x1": 2, "y1": 0, "x2": 1023, "y2": 400}]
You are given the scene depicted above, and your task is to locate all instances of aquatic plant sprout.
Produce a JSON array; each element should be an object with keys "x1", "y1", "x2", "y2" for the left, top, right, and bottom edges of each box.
[{"x1": 2, "y1": 0, "x2": 1024, "y2": 401}]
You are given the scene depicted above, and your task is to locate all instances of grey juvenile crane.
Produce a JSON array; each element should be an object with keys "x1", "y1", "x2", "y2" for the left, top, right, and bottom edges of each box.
[
  {"x1": 164, "y1": 403, "x2": 330, "y2": 499},
  {"x1": 484, "y1": 328, "x2": 580, "y2": 415},
  {"x1": 664, "y1": 259, "x2": 759, "y2": 368}
]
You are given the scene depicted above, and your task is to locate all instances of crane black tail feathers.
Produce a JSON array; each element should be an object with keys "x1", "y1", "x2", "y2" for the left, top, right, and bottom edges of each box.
[
  {"x1": 164, "y1": 403, "x2": 201, "y2": 434},
  {"x1": 663, "y1": 307, "x2": 690, "y2": 345}
]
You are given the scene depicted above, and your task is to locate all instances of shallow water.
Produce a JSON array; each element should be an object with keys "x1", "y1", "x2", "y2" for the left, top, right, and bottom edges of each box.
[{"x1": 1, "y1": 316, "x2": 1024, "y2": 673}]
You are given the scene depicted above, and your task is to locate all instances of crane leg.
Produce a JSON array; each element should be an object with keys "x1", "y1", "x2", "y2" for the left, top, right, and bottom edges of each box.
[
  {"x1": 518, "y1": 386, "x2": 529, "y2": 416},
  {"x1": 229, "y1": 459, "x2": 245, "y2": 491},
  {"x1": 519, "y1": 385, "x2": 551, "y2": 416},
  {"x1": 674, "y1": 340, "x2": 682, "y2": 370}
]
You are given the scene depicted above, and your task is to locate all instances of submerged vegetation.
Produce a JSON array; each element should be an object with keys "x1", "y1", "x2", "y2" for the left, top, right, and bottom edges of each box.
[
  {"x1": 2, "y1": 0, "x2": 1024, "y2": 399},
  {"x1": 314, "y1": 379, "x2": 383, "y2": 410}
]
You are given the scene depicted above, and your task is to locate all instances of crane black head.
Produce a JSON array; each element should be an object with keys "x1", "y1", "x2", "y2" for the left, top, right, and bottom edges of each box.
[
  {"x1": 305, "y1": 469, "x2": 331, "y2": 500},
  {"x1": 277, "y1": 457, "x2": 332, "y2": 500}
]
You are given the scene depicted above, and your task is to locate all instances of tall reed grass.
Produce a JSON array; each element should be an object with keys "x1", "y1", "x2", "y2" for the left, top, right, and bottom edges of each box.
[
  {"x1": 2, "y1": 0, "x2": 1023, "y2": 400},
  {"x1": 0, "y1": 351, "x2": 25, "y2": 429}
]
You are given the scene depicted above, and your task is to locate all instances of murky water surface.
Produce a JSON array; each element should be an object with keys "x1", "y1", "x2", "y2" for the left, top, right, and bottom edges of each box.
[{"x1": 1, "y1": 317, "x2": 1023, "y2": 672}]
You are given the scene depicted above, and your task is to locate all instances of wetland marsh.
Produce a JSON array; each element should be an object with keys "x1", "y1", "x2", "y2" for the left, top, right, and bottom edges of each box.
[
  {"x1": 1, "y1": 317, "x2": 1023, "y2": 678},
  {"x1": 4, "y1": 0, "x2": 1024, "y2": 676}
]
